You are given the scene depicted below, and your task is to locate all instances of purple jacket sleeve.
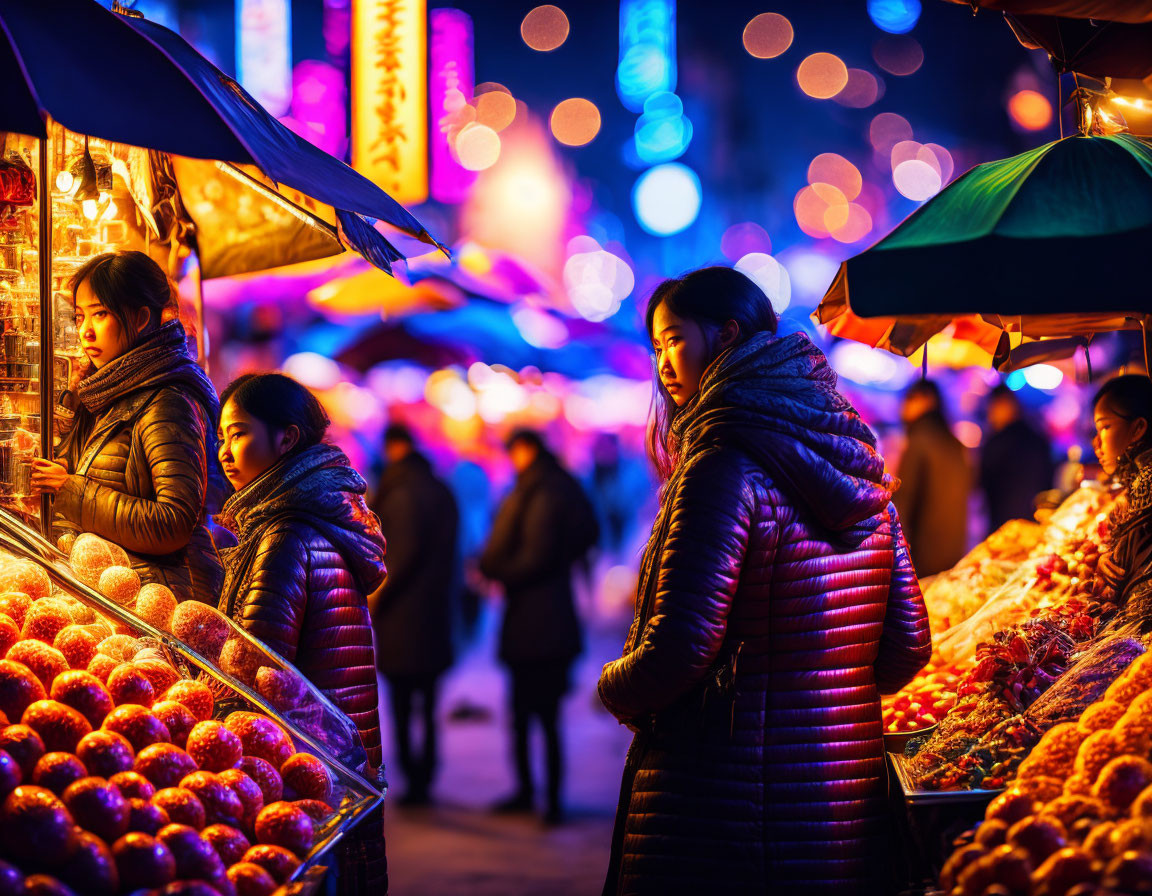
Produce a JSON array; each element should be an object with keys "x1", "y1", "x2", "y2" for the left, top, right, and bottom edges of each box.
[{"x1": 874, "y1": 503, "x2": 932, "y2": 694}]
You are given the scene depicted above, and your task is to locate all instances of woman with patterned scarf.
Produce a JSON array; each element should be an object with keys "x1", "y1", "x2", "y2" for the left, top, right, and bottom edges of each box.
[{"x1": 29, "y1": 250, "x2": 222, "y2": 604}]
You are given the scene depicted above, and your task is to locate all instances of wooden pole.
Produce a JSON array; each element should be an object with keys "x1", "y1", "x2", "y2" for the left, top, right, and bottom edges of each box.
[{"x1": 37, "y1": 135, "x2": 53, "y2": 537}]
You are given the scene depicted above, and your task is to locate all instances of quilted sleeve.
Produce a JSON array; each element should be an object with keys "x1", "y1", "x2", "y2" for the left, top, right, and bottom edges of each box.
[
  {"x1": 235, "y1": 524, "x2": 310, "y2": 664},
  {"x1": 874, "y1": 503, "x2": 932, "y2": 694},
  {"x1": 598, "y1": 450, "x2": 753, "y2": 721}
]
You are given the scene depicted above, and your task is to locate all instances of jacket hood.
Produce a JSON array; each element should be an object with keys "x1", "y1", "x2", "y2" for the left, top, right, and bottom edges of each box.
[
  {"x1": 220, "y1": 443, "x2": 387, "y2": 594},
  {"x1": 672, "y1": 331, "x2": 895, "y2": 532}
]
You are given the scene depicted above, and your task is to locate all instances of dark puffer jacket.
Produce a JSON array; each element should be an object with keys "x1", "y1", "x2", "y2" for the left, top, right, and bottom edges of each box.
[
  {"x1": 218, "y1": 444, "x2": 387, "y2": 770},
  {"x1": 55, "y1": 321, "x2": 223, "y2": 604},
  {"x1": 598, "y1": 332, "x2": 931, "y2": 896}
]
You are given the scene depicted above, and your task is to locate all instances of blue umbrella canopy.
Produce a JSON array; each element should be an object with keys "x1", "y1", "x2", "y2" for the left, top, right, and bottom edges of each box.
[{"x1": 0, "y1": 0, "x2": 443, "y2": 272}]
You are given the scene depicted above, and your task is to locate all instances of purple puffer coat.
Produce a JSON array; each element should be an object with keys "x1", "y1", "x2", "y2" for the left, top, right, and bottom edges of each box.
[{"x1": 598, "y1": 332, "x2": 931, "y2": 896}]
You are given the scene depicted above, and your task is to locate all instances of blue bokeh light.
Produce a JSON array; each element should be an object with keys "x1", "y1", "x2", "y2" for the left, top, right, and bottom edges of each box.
[
  {"x1": 634, "y1": 92, "x2": 693, "y2": 164},
  {"x1": 616, "y1": 0, "x2": 677, "y2": 112},
  {"x1": 632, "y1": 163, "x2": 702, "y2": 236},
  {"x1": 867, "y1": 0, "x2": 921, "y2": 35}
]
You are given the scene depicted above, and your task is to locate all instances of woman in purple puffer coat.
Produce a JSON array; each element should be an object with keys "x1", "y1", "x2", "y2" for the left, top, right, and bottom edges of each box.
[{"x1": 598, "y1": 267, "x2": 932, "y2": 896}]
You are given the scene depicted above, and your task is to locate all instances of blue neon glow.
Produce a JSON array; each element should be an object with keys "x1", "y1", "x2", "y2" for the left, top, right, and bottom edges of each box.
[
  {"x1": 632, "y1": 163, "x2": 701, "y2": 236},
  {"x1": 634, "y1": 92, "x2": 693, "y2": 164},
  {"x1": 617, "y1": 0, "x2": 676, "y2": 113},
  {"x1": 867, "y1": 0, "x2": 921, "y2": 35},
  {"x1": 1006, "y1": 370, "x2": 1027, "y2": 392}
]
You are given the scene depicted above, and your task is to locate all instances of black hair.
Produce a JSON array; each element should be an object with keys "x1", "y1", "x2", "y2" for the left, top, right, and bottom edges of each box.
[
  {"x1": 1093, "y1": 374, "x2": 1152, "y2": 426},
  {"x1": 506, "y1": 428, "x2": 547, "y2": 454},
  {"x1": 384, "y1": 423, "x2": 414, "y2": 446},
  {"x1": 70, "y1": 250, "x2": 174, "y2": 338},
  {"x1": 219, "y1": 373, "x2": 330, "y2": 452},
  {"x1": 644, "y1": 266, "x2": 779, "y2": 480}
]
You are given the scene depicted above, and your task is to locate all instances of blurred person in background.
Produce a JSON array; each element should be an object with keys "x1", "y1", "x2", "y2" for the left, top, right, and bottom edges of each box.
[
  {"x1": 979, "y1": 384, "x2": 1055, "y2": 534},
  {"x1": 480, "y1": 429, "x2": 599, "y2": 825},
  {"x1": 371, "y1": 423, "x2": 459, "y2": 806},
  {"x1": 893, "y1": 378, "x2": 970, "y2": 577}
]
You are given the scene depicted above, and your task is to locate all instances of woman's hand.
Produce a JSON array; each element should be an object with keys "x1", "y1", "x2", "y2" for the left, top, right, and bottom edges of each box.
[{"x1": 30, "y1": 459, "x2": 69, "y2": 495}]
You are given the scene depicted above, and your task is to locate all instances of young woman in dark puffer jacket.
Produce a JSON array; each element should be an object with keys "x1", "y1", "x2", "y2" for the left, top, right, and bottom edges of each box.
[
  {"x1": 597, "y1": 266, "x2": 932, "y2": 896},
  {"x1": 30, "y1": 250, "x2": 222, "y2": 604},
  {"x1": 214, "y1": 373, "x2": 386, "y2": 894}
]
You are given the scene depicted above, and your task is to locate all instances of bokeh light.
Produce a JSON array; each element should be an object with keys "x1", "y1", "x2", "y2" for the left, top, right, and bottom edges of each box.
[
  {"x1": 1023, "y1": 364, "x2": 1064, "y2": 391},
  {"x1": 634, "y1": 92, "x2": 693, "y2": 163},
  {"x1": 808, "y1": 153, "x2": 862, "y2": 200},
  {"x1": 283, "y1": 352, "x2": 342, "y2": 390},
  {"x1": 890, "y1": 139, "x2": 922, "y2": 170},
  {"x1": 743, "y1": 13, "x2": 793, "y2": 59},
  {"x1": 455, "y1": 123, "x2": 502, "y2": 171},
  {"x1": 735, "y1": 253, "x2": 791, "y2": 312},
  {"x1": 830, "y1": 203, "x2": 873, "y2": 243},
  {"x1": 920, "y1": 143, "x2": 954, "y2": 183},
  {"x1": 872, "y1": 36, "x2": 923, "y2": 76},
  {"x1": 795, "y1": 182, "x2": 848, "y2": 239},
  {"x1": 835, "y1": 69, "x2": 883, "y2": 108},
  {"x1": 1008, "y1": 89, "x2": 1053, "y2": 130},
  {"x1": 551, "y1": 98, "x2": 602, "y2": 146},
  {"x1": 563, "y1": 237, "x2": 635, "y2": 321},
  {"x1": 512, "y1": 306, "x2": 569, "y2": 349},
  {"x1": 475, "y1": 84, "x2": 517, "y2": 132},
  {"x1": 632, "y1": 163, "x2": 702, "y2": 236},
  {"x1": 954, "y1": 420, "x2": 982, "y2": 449},
  {"x1": 893, "y1": 158, "x2": 941, "y2": 200},
  {"x1": 721, "y1": 221, "x2": 772, "y2": 261},
  {"x1": 521, "y1": 5, "x2": 570, "y2": 52},
  {"x1": 867, "y1": 0, "x2": 921, "y2": 35},
  {"x1": 796, "y1": 53, "x2": 849, "y2": 100},
  {"x1": 869, "y1": 112, "x2": 912, "y2": 154},
  {"x1": 829, "y1": 342, "x2": 911, "y2": 390}
]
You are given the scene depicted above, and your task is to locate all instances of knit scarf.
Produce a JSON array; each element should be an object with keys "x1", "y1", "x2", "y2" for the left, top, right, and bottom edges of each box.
[{"x1": 74, "y1": 319, "x2": 194, "y2": 414}]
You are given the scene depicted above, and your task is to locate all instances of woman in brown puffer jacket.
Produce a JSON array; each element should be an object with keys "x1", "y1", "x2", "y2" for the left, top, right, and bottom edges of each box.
[
  {"x1": 215, "y1": 372, "x2": 386, "y2": 895},
  {"x1": 30, "y1": 250, "x2": 222, "y2": 604},
  {"x1": 598, "y1": 267, "x2": 932, "y2": 896}
]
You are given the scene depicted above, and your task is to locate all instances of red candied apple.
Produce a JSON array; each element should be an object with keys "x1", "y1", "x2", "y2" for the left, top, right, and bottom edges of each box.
[
  {"x1": 110, "y1": 770, "x2": 154, "y2": 801},
  {"x1": 101, "y1": 705, "x2": 170, "y2": 752},
  {"x1": 280, "y1": 754, "x2": 331, "y2": 803},
  {"x1": 218, "y1": 638, "x2": 262, "y2": 686},
  {"x1": 153, "y1": 787, "x2": 207, "y2": 829},
  {"x1": 6, "y1": 642, "x2": 68, "y2": 692},
  {"x1": 107, "y1": 664, "x2": 155, "y2": 708},
  {"x1": 21, "y1": 700, "x2": 91, "y2": 753},
  {"x1": 111, "y1": 831, "x2": 176, "y2": 889},
  {"x1": 0, "y1": 616, "x2": 18, "y2": 660},
  {"x1": 157, "y1": 883, "x2": 225, "y2": 896},
  {"x1": 127, "y1": 797, "x2": 169, "y2": 835},
  {"x1": 218, "y1": 769, "x2": 264, "y2": 826},
  {"x1": 0, "y1": 724, "x2": 44, "y2": 776},
  {"x1": 0, "y1": 595, "x2": 29, "y2": 630},
  {"x1": 974, "y1": 818, "x2": 1009, "y2": 848},
  {"x1": 59, "y1": 830, "x2": 118, "y2": 896},
  {"x1": 157, "y1": 823, "x2": 227, "y2": 881},
  {"x1": 30, "y1": 752, "x2": 87, "y2": 795},
  {"x1": 1131, "y1": 783, "x2": 1152, "y2": 819},
  {"x1": 1095, "y1": 756, "x2": 1152, "y2": 812},
  {"x1": 96, "y1": 634, "x2": 138, "y2": 664},
  {"x1": 86, "y1": 654, "x2": 118, "y2": 685},
  {"x1": 227, "y1": 862, "x2": 276, "y2": 896},
  {"x1": 187, "y1": 721, "x2": 242, "y2": 773},
  {"x1": 0, "y1": 562, "x2": 50, "y2": 602},
  {"x1": 0, "y1": 785, "x2": 76, "y2": 862},
  {"x1": 152, "y1": 701, "x2": 197, "y2": 749},
  {"x1": 63, "y1": 776, "x2": 129, "y2": 842},
  {"x1": 20, "y1": 603, "x2": 71, "y2": 646},
  {"x1": 98, "y1": 566, "x2": 140, "y2": 607},
  {"x1": 181, "y1": 771, "x2": 244, "y2": 827},
  {"x1": 253, "y1": 667, "x2": 305, "y2": 713},
  {"x1": 162, "y1": 680, "x2": 214, "y2": 723},
  {"x1": 69, "y1": 535, "x2": 129, "y2": 589},
  {"x1": 135, "y1": 660, "x2": 180, "y2": 696},
  {"x1": 135, "y1": 743, "x2": 198, "y2": 790},
  {"x1": 135, "y1": 584, "x2": 177, "y2": 632},
  {"x1": 202, "y1": 824, "x2": 250, "y2": 866},
  {"x1": 223, "y1": 714, "x2": 292, "y2": 768},
  {"x1": 241, "y1": 844, "x2": 299, "y2": 884},
  {"x1": 254, "y1": 801, "x2": 313, "y2": 856},
  {"x1": 293, "y1": 799, "x2": 333, "y2": 822},
  {"x1": 76, "y1": 730, "x2": 134, "y2": 778},
  {"x1": 1107, "y1": 818, "x2": 1152, "y2": 854},
  {"x1": 0, "y1": 750, "x2": 19, "y2": 799},
  {"x1": 171, "y1": 604, "x2": 230, "y2": 663},
  {"x1": 235, "y1": 758, "x2": 282, "y2": 805},
  {"x1": 1103, "y1": 849, "x2": 1152, "y2": 892},
  {"x1": 51, "y1": 626, "x2": 97, "y2": 670},
  {"x1": 22, "y1": 876, "x2": 76, "y2": 896},
  {"x1": 50, "y1": 670, "x2": 113, "y2": 729},
  {"x1": 0, "y1": 660, "x2": 46, "y2": 720},
  {"x1": 1030, "y1": 846, "x2": 1098, "y2": 895},
  {"x1": 0, "y1": 859, "x2": 20, "y2": 896}
]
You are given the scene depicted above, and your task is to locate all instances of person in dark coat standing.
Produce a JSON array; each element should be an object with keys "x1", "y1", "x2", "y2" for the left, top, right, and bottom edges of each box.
[
  {"x1": 893, "y1": 378, "x2": 971, "y2": 577},
  {"x1": 480, "y1": 429, "x2": 598, "y2": 825},
  {"x1": 215, "y1": 373, "x2": 387, "y2": 896},
  {"x1": 371, "y1": 423, "x2": 459, "y2": 805},
  {"x1": 980, "y1": 384, "x2": 1055, "y2": 534},
  {"x1": 598, "y1": 267, "x2": 931, "y2": 896}
]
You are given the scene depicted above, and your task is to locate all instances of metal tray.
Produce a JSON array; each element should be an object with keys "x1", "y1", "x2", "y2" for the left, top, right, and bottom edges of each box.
[{"x1": 888, "y1": 751, "x2": 1005, "y2": 806}]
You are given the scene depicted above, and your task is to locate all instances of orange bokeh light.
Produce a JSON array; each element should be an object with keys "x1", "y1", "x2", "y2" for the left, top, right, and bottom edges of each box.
[
  {"x1": 872, "y1": 36, "x2": 924, "y2": 77},
  {"x1": 796, "y1": 53, "x2": 849, "y2": 100},
  {"x1": 869, "y1": 112, "x2": 912, "y2": 154},
  {"x1": 743, "y1": 13, "x2": 793, "y2": 59},
  {"x1": 795, "y1": 182, "x2": 848, "y2": 239},
  {"x1": 835, "y1": 69, "x2": 883, "y2": 108},
  {"x1": 475, "y1": 84, "x2": 517, "y2": 133},
  {"x1": 1009, "y1": 90, "x2": 1053, "y2": 131},
  {"x1": 830, "y1": 203, "x2": 873, "y2": 244},
  {"x1": 550, "y1": 98, "x2": 601, "y2": 146},
  {"x1": 521, "y1": 5, "x2": 570, "y2": 52},
  {"x1": 807, "y1": 153, "x2": 862, "y2": 201}
]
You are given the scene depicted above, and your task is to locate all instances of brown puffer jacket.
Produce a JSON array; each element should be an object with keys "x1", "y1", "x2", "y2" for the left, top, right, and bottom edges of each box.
[
  {"x1": 218, "y1": 443, "x2": 387, "y2": 771},
  {"x1": 55, "y1": 321, "x2": 223, "y2": 604},
  {"x1": 598, "y1": 332, "x2": 931, "y2": 896}
]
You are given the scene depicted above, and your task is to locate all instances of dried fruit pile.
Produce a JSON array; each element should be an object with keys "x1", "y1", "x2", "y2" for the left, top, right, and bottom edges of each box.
[
  {"x1": 882, "y1": 660, "x2": 962, "y2": 734},
  {"x1": 936, "y1": 651, "x2": 1152, "y2": 896}
]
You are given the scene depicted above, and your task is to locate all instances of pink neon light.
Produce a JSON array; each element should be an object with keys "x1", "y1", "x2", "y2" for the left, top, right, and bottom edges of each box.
[{"x1": 429, "y1": 9, "x2": 476, "y2": 204}]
